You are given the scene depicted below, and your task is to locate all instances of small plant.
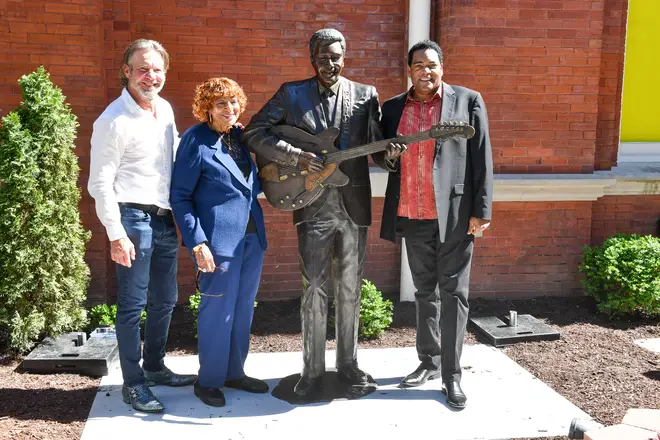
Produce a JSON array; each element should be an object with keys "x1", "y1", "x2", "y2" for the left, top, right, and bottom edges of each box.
[
  {"x1": 0, "y1": 67, "x2": 90, "y2": 352},
  {"x1": 580, "y1": 234, "x2": 660, "y2": 317},
  {"x1": 88, "y1": 304, "x2": 146, "y2": 330},
  {"x1": 188, "y1": 292, "x2": 201, "y2": 330},
  {"x1": 358, "y1": 279, "x2": 393, "y2": 339}
]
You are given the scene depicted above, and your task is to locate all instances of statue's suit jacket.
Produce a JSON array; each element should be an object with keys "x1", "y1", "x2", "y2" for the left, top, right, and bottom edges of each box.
[
  {"x1": 242, "y1": 76, "x2": 382, "y2": 226},
  {"x1": 375, "y1": 83, "x2": 493, "y2": 243}
]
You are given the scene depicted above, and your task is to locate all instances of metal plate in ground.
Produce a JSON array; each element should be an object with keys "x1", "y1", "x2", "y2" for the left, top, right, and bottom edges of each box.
[
  {"x1": 22, "y1": 328, "x2": 119, "y2": 376},
  {"x1": 470, "y1": 314, "x2": 560, "y2": 347}
]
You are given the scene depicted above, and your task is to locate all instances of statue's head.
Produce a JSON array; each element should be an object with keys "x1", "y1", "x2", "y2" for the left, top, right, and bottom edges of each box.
[{"x1": 309, "y1": 28, "x2": 346, "y2": 88}]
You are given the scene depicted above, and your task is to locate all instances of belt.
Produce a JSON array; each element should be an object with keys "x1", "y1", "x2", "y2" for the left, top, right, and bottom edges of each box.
[{"x1": 119, "y1": 202, "x2": 171, "y2": 216}]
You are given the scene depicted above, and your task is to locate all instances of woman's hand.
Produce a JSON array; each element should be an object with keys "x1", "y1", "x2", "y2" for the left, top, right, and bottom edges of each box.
[{"x1": 193, "y1": 243, "x2": 216, "y2": 273}]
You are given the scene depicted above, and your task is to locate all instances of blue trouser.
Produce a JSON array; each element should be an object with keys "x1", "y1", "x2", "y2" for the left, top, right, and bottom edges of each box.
[
  {"x1": 196, "y1": 233, "x2": 264, "y2": 388},
  {"x1": 115, "y1": 205, "x2": 179, "y2": 386}
]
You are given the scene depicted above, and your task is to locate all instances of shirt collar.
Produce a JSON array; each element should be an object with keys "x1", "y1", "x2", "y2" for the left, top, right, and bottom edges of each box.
[
  {"x1": 406, "y1": 84, "x2": 443, "y2": 103},
  {"x1": 318, "y1": 79, "x2": 341, "y2": 97},
  {"x1": 121, "y1": 87, "x2": 159, "y2": 117}
]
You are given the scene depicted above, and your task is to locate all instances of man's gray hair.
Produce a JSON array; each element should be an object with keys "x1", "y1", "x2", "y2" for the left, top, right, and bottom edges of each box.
[
  {"x1": 309, "y1": 28, "x2": 346, "y2": 59},
  {"x1": 120, "y1": 39, "x2": 170, "y2": 87}
]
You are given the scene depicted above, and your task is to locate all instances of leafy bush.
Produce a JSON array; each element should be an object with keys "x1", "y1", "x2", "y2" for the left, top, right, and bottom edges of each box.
[
  {"x1": 579, "y1": 234, "x2": 660, "y2": 317},
  {"x1": 89, "y1": 304, "x2": 117, "y2": 328},
  {"x1": 88, "y1": 304, "x2": 146, "y2": 330},
  {"x1": 331, "y1": 279, "x2": 394, "y2": 339},
  {"x1": 358, "y1": 279, "x2": 393, "y2": 339},
  {"x1": 0, "y1": 67, "x2": 90, "y2": 352}
]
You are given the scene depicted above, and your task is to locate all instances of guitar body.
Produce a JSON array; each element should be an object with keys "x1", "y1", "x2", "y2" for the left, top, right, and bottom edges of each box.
[{"x1": 257, "y1": 126, "x2": 348, "y2": 211}]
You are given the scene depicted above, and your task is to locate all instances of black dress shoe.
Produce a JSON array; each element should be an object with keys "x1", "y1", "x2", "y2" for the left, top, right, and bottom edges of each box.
[
  {"x1": 293, "y1": 375, "x2": 323, "y2": 397},
  {"x1": 443, "y1": 380, "x2": 467, "y2": 409},
  {"x1": 194, "y1": 381, "x2": 226, "y2": 407},
  {"x1": 337, "y1": 365, "x2": 373, "y2": 386},
  {"x1": 224, "y1": 376, "x2": 269, "y2": 394},
  {"x1": 399, "y1": 364, "x2": 441, "y2": 388}
]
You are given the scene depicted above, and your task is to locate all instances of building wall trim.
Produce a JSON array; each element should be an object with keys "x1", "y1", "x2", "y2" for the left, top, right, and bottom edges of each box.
[{"x1": 618, "y1": 142, "x2": 660, "y2": 163}]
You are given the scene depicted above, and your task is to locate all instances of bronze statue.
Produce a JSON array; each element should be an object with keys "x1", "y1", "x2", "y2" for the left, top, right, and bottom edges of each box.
[{"x1": 243, "y1": 29, "x2": 399, "y2": 398}]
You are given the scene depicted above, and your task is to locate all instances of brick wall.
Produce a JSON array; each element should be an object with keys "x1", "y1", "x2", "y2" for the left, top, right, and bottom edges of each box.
[
  {"x1": 1, "y1": 0, "x2": 645, "y2": 304},
  {"x1": 591, "y1": 195, "x2": 660, "y2": 245},
  {"x1": 595, "y1": 0, "x2": 627, "y2": 170},
  {"x1": 1, "y1": 0, "x2": 407, "y2": 304},
  {"x1": 102, "y1": 0, "x2": 407, "y2": 130},
  {"x1": 434, "y1": 0, "x2": 623, "y2": 174},
  {"x1": 471, "y1": 201, "x2": 592, "y2": 297}
]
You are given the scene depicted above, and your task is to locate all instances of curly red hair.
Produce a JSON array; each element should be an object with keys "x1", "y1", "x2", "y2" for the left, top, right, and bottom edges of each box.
[{"x1": 192, "y1": 77, "x2": 248, "y2": 123}]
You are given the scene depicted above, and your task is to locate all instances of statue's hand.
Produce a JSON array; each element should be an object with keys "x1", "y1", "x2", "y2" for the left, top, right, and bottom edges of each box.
[{"x1": 298, "y1": 151, "x2": 324, "y2": 172}]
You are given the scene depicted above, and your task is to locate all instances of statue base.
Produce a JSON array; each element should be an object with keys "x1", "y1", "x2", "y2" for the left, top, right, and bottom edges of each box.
[{"x1": 271, "y1": 370, "x2": 377, "y2": 405}]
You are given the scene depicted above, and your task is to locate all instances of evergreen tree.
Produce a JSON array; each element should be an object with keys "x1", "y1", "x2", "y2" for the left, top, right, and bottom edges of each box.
[{"x1": 0, "y1": 66, "x2": 90, "y2": 352}]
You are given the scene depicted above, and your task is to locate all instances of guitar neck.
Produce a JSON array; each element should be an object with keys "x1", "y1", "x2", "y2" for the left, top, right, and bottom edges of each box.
[{"x1": 325, "y1": 129, "x2": 434, "y2": 164}]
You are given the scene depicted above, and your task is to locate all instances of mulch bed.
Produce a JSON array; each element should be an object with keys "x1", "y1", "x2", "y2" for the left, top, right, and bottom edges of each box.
[{"x1": 1, "y1": 296, "x2": 659, "y2": 440}]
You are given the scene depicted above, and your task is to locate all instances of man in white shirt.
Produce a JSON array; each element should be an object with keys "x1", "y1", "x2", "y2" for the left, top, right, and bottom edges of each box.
[{"x1": 88, "y1": 39, "x2": 195, "y2": 413}]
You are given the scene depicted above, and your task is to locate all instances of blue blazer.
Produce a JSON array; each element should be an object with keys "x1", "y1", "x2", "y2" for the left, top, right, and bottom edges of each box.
[{"x1": 170, "y1": 123, "x2": 267, "y2": 259}]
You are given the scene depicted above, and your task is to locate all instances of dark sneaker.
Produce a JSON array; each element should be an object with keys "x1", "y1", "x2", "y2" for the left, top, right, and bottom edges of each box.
[
  {"x1": 194, "y1": 381, "x2": 226, "y2": 407},
  {"x1": 224, "y1": 376, "x2": 269, "y2": 394},
  {"x1": 122, "y1": 384, "x2": 164, "y2": 413},
  {"x1": 143, "y1": 366, "x2": 197, "y2": 387}
]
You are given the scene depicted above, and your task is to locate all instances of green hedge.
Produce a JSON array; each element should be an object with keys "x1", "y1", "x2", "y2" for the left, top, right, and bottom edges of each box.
[
  {"x1": 579, "y1": 234, "x2": 660, "y2": 317},
  {"x1": 0, "y1": 67, "x2": 90, "y2": 352}
]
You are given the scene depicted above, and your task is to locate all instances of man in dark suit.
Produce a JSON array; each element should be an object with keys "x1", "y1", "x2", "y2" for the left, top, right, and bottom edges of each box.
[
  {"x1": 375, "y1": 40, "x2": 493, "y2": 409},
  {"x1": 243, "y1": 28, "x2": 390, "y2": 397}
]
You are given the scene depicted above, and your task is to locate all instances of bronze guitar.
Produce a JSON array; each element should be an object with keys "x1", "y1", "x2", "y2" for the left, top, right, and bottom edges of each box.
[{"x1": 257, "y1": 121, "x2": 475, "y2": 211}]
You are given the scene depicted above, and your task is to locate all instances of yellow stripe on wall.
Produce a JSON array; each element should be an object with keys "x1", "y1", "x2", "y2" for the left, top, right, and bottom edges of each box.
[{"x1": 620, "y1": 0, "x2": 660, "y2": 142}]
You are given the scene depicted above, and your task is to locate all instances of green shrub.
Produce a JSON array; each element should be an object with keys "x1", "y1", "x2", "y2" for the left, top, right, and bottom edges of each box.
[
  {"x1": 331, "y1": 279, "x2": 394, "y2": 339},
  {"x1": 579, "y1": 234, "x2": 660, "y2": 317},
  {"x1": 0, "y1": 67, "x2": 90, "y2": 352},
  {"x1": 88, "y1": 304, "x2": 146, "y2": 330},
  {"x1": 89, "y1": 304, "x2": 117, "y2": 328},
  {"x1": 358, "y1": 279, "x2": 393, "y2": 339}
]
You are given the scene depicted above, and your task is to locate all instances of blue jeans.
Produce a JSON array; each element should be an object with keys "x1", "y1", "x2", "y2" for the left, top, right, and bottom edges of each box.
[
  {"x1": 197, "y1": 233, "x2": 265, "y2": 388},
  {"x1": 115, "y1": 206, "x2": 179, "y2": 386}
]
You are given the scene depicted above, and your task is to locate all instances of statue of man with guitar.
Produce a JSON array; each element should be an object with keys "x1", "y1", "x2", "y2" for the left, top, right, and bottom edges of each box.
[{"x1": 243, "y1": 28, "x2": 400, "y2": 398}]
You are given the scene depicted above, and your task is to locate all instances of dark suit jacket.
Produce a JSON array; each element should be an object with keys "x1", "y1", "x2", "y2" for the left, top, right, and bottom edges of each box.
[
  {"x1": 375, "y1": 83, "x2": 493, "y2": 243},
  {"x1": 170, "y1": 123, "x2": 267, "y2": 259},
  {"x1": 242, "y1": 76, "x2": 382, "y2": 226}
]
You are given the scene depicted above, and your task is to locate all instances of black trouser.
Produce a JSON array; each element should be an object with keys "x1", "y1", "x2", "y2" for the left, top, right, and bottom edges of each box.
[
  {"x1": 401, "y1": 218, "x2": 474, "y2": 383},
  {"x1": 296, "y1": 188, "x2": 367, "y2": 379}
]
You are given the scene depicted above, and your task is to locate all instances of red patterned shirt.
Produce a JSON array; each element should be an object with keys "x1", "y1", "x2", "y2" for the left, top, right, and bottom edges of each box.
[{"x1": 397, "y1": 88, "x2": 442, "y2": 219}]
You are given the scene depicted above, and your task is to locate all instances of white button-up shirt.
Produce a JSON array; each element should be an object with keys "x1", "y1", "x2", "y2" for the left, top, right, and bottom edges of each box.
[{"x1": 88, "y1": 88, "x2": 179, "y2": 241}]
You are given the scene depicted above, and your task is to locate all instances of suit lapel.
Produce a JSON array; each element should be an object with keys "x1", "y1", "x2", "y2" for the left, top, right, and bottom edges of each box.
[
  {"x1": 388, "y1": 92, "x2": 407, "y2": 139},
  {"x1": 440, "y1": 82, "x2": 456, "y2": 123},
  {"x1": 211, "y1": 137, "x2": 250, "y2": 189}
]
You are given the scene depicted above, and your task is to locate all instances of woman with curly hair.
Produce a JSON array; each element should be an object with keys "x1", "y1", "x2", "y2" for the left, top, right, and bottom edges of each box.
[{"x1": 170, "y1": 77, "x2": 268, "y2": 407}]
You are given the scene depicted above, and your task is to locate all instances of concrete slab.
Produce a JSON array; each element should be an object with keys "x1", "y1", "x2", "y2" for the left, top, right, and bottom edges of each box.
[
  {"x1": 635, "y1": 338, "x2": 660, "y2": 355},
  {"x1": 623, "y1": 408, "x2": 660, "y2": 433},
  {"x1": 81, "y1": 345, "x2": 590, "y2": 440}
]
